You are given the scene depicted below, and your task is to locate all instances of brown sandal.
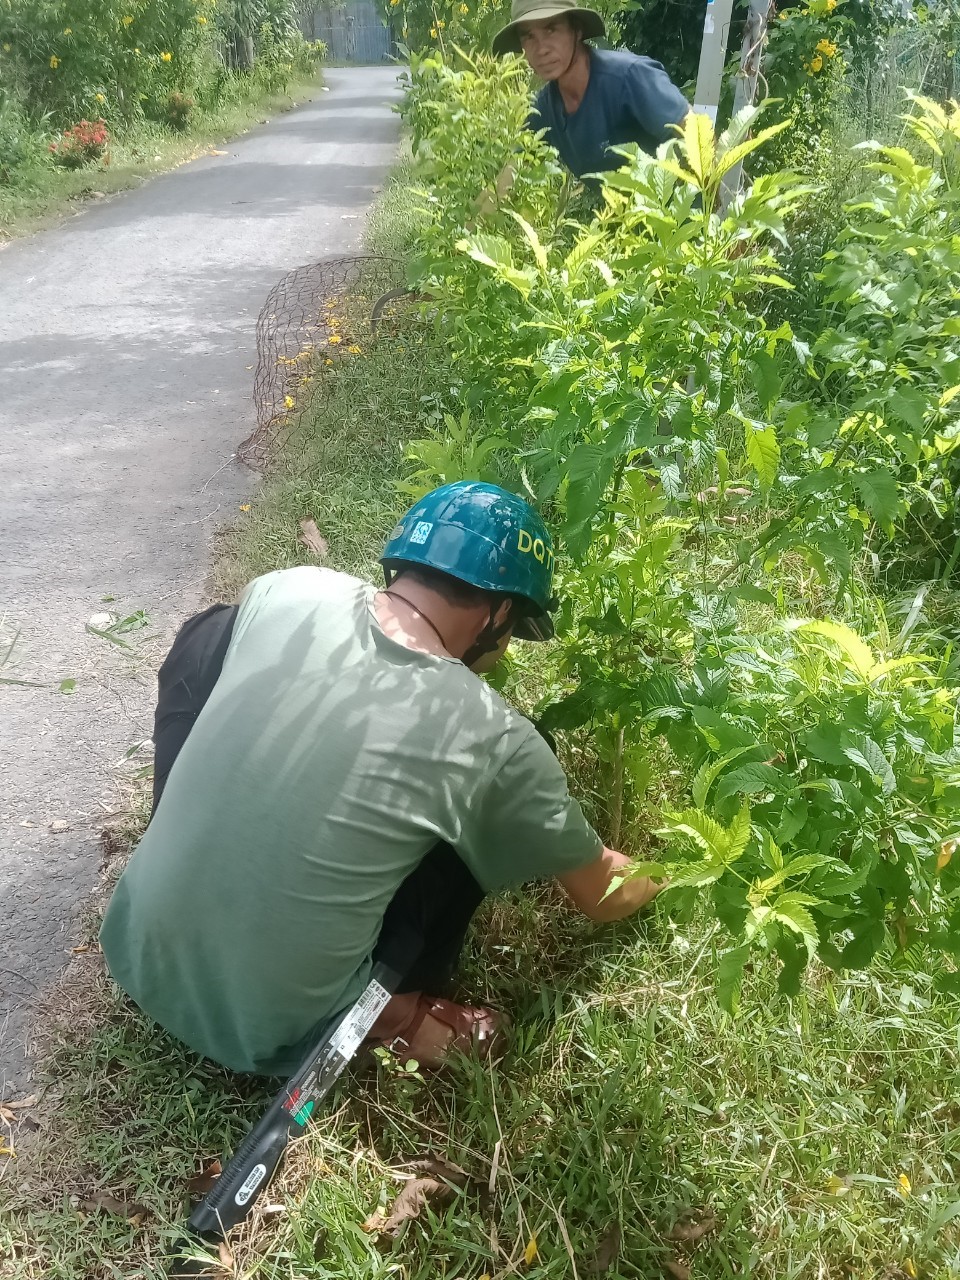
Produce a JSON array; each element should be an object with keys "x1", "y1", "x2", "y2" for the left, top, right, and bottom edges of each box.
[{"x1": 368, "y1": 992, "x2": 509, "y2": 1068}]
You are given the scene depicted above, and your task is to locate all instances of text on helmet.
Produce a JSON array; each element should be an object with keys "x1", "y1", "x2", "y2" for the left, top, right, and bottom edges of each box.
[{"x1": 518, "y1": 529, "x2": 554, "y2": 568}]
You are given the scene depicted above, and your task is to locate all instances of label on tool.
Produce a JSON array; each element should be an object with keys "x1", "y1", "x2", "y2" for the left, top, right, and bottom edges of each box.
[
  {"x1": 328, "y1": 979, "x2": 392, "y2": 1060},
  {"x1": 234, "y1": 1163, "x2": 268, "y2": 1206}
]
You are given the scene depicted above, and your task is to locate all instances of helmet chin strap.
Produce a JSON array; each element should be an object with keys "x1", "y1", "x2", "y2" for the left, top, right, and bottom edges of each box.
[{"x1": 462, "y1": 599, "x2": 515, "y2": 670}]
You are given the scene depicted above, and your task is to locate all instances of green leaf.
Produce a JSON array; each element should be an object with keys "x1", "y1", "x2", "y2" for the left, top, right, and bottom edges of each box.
[
  {"x1": 888, "y1": 385, "x2": 928, "y2": 432},
  {"x1": 457, "y1": 232, "x2": 514, "y2": 271},
  {"x1": 661, "y1": 808, "x2": 728, "y2": 858},
  {"x1": 715, "y1": 762, "x2": 783, "y2": 800},
  {"x1": 563, "y1": 231, "x2": 604, "y2": 282},
  {"x1": 800, "y1": 620, "x2": 876, "y2": 681},
  {"x1": 507, "y1": 210, "x2": 548, "y2": 274},
  {"x1": 743, "y1": 422, "x2": 780, "y2": 493},
  {"x1": 770, "y1": 893, "x2": 820, "y2": 959},
  {"x1": 717, "y1": 944, "x2": 751, "y2": 1014},
  {"x1": 680, "y1": 111, "x2": 716, "y2": 187},
  {"x1": 691, "y1": 747, "x2": 752, "y2": 808},
  {"x1": 726, "y1": 801, "x2": 753, "y2": 860},
  {"x1": 730, "y1": 585, "x2": 776, "y2": 604},
  {"x1": 59, "y1": 678, "x2": 76, "y2": 695},
  {"x1": 748, "y1": 351, "x2": 782, "y2": 413},
  {"x1": 844, "y1": 737, "x2": 897, "y2": 796},
  {"x1": 853, "y1": 469, "x2": 901, "y2": 528},
  {"x1": 714, "y1": 120, "x2": 791, "y2": 183}
]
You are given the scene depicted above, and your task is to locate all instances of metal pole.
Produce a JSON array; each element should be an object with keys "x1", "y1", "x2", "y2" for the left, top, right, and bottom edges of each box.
[{"x1": 693, "y1": 0, "x2": 737, "y2": 126}]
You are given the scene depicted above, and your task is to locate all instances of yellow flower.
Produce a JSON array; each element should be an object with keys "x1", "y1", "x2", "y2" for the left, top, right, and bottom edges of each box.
[
  {"x1": 808, "y1": 53, "x2": 823, "y2": 73},
  {"x1": 816, "y1": 37, "x2": 837, "y2": 57},
  {"x1": 49, "y1": 54, "x2": 60, "y2": 68},
  {"x1": 95, "y1": 92, "x2": 106, "y2": 102},
  {"x1": 63, "y1": 27, "x2": 72, "y2": 34},
  {"x1": 122, "y1": 14, "x2": 134, "y2": 25},
  {"x1": 437, "y1": 18, "x2": 445, "y2": 26},
  {"x1": 347, "y1": 344, "x2": 363, "y2": 354},
  {"x1": 328, "y1": 334, "x2": 342, "y2": 345},
  {"x1": 284, "y1": 395, "x2": 295, "y2": 409},
  {"x1": 160, "y1": 50, "x2": 172, "y2": 61},
  {"x1": 3, "y1": 42, "x2": 12, "y2": 51},
  {"x1": 459, "y1": 3, "x2": 469, "y2": 12},
  {"x1": 196, "y1": 14, "x2": 207, "y2": 22},
  {"x1": 389, "y1": 0, "x2": 400, "y2": 7},
  {"x1": 239, "y1": 503, "x2": 251, "y2": 511},
  {"x1": 826, "y1": 0, "x2": 837, "y2": 9},
  {"x1": 429, "y1": 24, "x2": 437, "y2": 36}
]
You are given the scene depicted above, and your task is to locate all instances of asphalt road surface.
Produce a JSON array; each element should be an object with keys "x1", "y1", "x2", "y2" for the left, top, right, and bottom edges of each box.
[{"x1": 0, "y1": 66, "x2": 401, "y2": 1093}]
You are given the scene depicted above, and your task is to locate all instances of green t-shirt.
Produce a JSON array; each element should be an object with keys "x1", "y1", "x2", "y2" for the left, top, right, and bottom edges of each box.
[{"x1": 100, "y1": 567, "x2": 601, "y2": 1074}]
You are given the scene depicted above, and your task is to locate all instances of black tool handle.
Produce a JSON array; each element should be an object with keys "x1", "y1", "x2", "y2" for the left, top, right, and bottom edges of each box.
[
  {"x1": 184, "y1": 962, "x2": 401, "y2": 1242},
  {"x1": 187, "y1": 1095, "x2": 292, "y2": 1236}
]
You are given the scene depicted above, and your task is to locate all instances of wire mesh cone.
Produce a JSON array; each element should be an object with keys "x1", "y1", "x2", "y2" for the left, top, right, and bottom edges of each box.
[{"x1": 240, "y1": 255, "x2": 407, "y2": 469}]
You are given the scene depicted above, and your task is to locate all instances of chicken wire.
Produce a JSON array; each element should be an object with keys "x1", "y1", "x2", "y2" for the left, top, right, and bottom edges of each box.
[{"x1": 239, "y1": 254, "x2": 412, "y2": 469}]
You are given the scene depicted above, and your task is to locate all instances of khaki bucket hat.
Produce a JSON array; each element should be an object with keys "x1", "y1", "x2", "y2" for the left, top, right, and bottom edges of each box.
[{"x1": 492, "y1": 0, "x2": 606, "y2": 57}]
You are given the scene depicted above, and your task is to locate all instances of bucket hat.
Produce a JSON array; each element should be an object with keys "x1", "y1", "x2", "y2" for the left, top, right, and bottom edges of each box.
[{"x1": 492, "y1": 0, "x2": 606, "y2": 57}]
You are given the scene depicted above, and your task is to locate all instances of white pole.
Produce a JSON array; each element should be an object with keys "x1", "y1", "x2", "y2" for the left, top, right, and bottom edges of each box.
[{"x1": 693, "y1": 0, "x2": 737, "y2": 126}]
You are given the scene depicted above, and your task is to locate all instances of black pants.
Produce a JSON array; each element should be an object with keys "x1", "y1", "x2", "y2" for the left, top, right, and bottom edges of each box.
[{"x1": 152, "y1": 605, "x2": 486, "y2": 996}]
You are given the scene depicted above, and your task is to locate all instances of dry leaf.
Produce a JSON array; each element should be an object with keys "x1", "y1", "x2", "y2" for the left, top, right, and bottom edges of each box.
[
  {"x1": 667, "y1": 1209, "x2": 718, "y2": 1243},
  {"x1": 49, "y1": 820, "x2": 71, "y2": 833},
  {"x1": 3, "y1": 1095, "x2": 38, "y2": 1111},
  {"x1": 664, "y1": 1260, "x2": 691, "y2": 1280},
  {"x1": 523, "y1": 1235, "x2": 539, "y2": 1266},
  {"x1": 589, "y1": 1221, "x2": 622, "y2": 1273},
  {"x1": 77, "y1": 1190, "x2": 150, "y2": 1220},
  {"x1": 363, "y1": 1155, "x2": 469, "y2": 1238},
  {"x1": 187, "y1": 1159, "x2": 222, "y2": 1198},
  {"x1": 937, "y1": 840, "x2": 956, "y2": 873},
  {"x1": 0, "y1": 1104, "x2": 38, "y2": 1132},
  {"x1": 0, "y1": 1142, "x2": 15, "y2": 1158},
  {"x1": 218, "y1": 1238, "x2": 235, "y2": 1270},
  {"x1": 209, "y1": 149, "x2": 228, "y2": 156},
  {"x1": 299, "y1": 518, "x2": 329, "y2": 560}
]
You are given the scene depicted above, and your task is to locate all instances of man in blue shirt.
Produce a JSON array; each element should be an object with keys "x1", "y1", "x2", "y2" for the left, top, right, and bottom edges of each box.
[{"x1": 493, "y1": 0, "x2": 689, "y2": 180}]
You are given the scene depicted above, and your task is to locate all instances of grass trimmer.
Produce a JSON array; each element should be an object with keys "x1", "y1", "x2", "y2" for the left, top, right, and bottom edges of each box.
[{"x1": 169, "y1": 961, "x2": 402, "y2": 1277}]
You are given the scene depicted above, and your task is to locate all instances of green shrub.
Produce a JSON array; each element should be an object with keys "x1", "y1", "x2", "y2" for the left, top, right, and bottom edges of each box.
[
  {"x1": 48, "y1": 114, "x2": 109, "y2": 165},
  {"x1": 399, "y1": 58, "x2": 960, "y2": 997},
  {"x1": 160, "y1": 86, "x2": 194, "y2": 129}
]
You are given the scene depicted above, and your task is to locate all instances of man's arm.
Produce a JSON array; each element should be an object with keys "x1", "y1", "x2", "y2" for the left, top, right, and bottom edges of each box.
[
  {"x1": 558, "y1": 846, "x2": 664, "y2": 923},
  {"x1": 627, "y1": 57, "x2": 690, "y2": 147}
]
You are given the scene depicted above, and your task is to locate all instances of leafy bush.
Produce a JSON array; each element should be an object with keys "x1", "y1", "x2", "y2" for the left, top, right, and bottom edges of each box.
[
  {"x1": 0, "y1": 92, "x2": 47, "y2": 181},
  {"x1": 400, "y1": 57, "x2": 960, "y2": 996},
  {"x1": 48, "y1": 116, "x2": 109, "y2": 166},
  {"x1": 160, "y1": 87, "x2": 194, "y2": 129}
]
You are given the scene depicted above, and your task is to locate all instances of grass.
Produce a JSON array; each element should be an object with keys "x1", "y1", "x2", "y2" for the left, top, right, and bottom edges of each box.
[
  {"x1": 4, "y1": 887, "x2": 960, "y2": 1278},
  {"x1": 0, "y1": 73, "x2": 325, "y2": 242},
  {"x1": 3, "y1": 165, "x2": 960, "y2": 1280}
]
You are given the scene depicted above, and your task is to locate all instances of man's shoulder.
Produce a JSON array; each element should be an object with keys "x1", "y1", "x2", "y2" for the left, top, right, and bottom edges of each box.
[
  {"x1": 591, "y1": 47, "x2": 668, "y2": 81},
  {"x1": 240, "y1": 566, "x2": 368, "y2": 612}
]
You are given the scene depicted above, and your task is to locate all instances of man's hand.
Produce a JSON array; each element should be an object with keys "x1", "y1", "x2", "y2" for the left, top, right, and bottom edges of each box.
[{"x1": 558, "y1": 846, "x2": 665, "y2": 923}]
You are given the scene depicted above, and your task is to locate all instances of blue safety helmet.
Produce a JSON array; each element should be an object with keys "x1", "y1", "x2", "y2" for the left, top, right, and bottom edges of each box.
[{"x1": 381, "y1": 481, "x2": 557, "y2": 640}]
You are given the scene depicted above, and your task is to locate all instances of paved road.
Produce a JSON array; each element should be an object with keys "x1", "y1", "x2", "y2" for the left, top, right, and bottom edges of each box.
[{"x1": 0, "y1": 66, "x2": 401, "y2": 1093}]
